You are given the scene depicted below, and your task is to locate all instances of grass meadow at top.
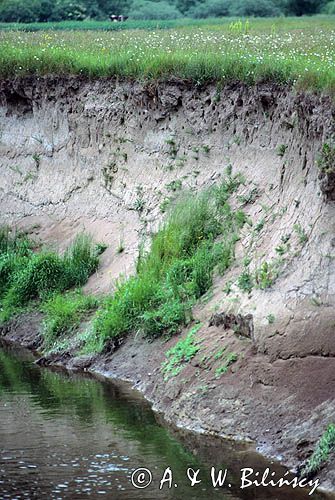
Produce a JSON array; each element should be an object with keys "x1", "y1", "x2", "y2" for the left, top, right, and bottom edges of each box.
[{"x1": 0, "y1": 16, "x2": 334, "y2": 93}]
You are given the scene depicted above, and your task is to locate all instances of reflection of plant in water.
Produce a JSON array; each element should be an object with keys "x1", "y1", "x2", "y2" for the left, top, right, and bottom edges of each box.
[{"x1": 0, "y1": 343, "x2": 204, "y2": 477}]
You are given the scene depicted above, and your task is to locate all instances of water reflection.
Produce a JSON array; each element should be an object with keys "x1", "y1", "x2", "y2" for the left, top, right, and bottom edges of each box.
[{"x1": 0, "y1": 340, "x2": 330, "y2": 499}]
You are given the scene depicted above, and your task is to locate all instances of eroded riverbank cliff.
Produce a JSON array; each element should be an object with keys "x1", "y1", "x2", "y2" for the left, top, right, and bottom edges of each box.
[{"x1": 0, "y1": 77, "x2": 334, "y2": 492}]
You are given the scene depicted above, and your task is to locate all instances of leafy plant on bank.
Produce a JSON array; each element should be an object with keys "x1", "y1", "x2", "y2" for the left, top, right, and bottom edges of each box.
[
  {"x1": 299, "y1": 424, "x2": 335, "y2": 479},
  {"x1": 161, "y1": 323, "x2": 202, "y2": 380},
  {"x1": 237, "y1": 267, "x2": 254, "y2": 293},
  {"x1": 237, "y1": 257, "x2": 283, "y2": 293},
  {"x1": 215, "y1": 351, "x2": 238, "y2": 376}
]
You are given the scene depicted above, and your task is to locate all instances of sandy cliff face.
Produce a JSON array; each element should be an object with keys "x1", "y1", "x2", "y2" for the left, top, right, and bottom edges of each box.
[{"x1": 0, "y1": 77, "x2": 334, "y2": 489}]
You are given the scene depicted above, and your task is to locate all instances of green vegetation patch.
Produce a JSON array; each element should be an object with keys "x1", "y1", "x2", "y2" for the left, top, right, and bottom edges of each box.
[
  {"x1": 42, "y1": 290, "x2": 99, "y2": 350},
  {"x1": 237, "y1": 257, "x2": 284, "y2": 293},
  {"x1": 85, "y1": 169, "x2": 245, "y2": 352},
  {"x1": 237, "y1": 268, "x2": 254, "y2": 293},
  {"x1": 293, "y1": 223, "x2": 308, "y2": 245},
  {"x1": 162, "y1": 323, "x2": 202, "y2": 380},
  {"x1": 254, "y1": 260, "x2": 280, "y2": 289},
  {"x1": 0, "y1": 230, "x2": 101, "y2": 322},
  {"x1": 0, "y1": 17, "x2": 334, "y2": 92},
  {"x1": 0, "y1": 226, "x2": 34, "y2": 299},
  {"x1": 300, "y1": 424, "x2": 335, "y2": 478},
  {"x1": 267, "y1": 313, "x2": 275, "y2": 324},
  {"x1": 215, "y1": 352, "x2": 238, "y2": 376},
  {"x1": 317, "y1": 142, "x2": 335, "y2": 174}
]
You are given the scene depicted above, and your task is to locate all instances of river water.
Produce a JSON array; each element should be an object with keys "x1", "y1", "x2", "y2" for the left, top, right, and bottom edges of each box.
[{"x1": 0, "y1": 340, "x2": 329, "y2": 500}]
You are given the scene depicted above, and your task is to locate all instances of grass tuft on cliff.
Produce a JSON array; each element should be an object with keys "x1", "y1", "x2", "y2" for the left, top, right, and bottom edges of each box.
[
  {"x1": 0, "y1": 231, "x2": 100, "y2": 322},
  {"x1": 82, "y1": 169, "x2": 244, "y2": 353}
]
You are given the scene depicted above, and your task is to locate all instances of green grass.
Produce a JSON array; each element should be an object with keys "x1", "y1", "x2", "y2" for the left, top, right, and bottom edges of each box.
[
  {"x1": 83, "y1": 169, "x2": 244, "y2": 353},
  {"x1": 0, "y1": 16, "x2": 333, "y2": 32},
  {"x1": 300, "y1": 424, "x2": 335, "y2": 479},
  {"x1": 0, "y1": 16, "x2": 334, "y2": 92},
  {"x1": 293, "y1": 223, "x2": 308, "y2": 245},
  {"x1": 0, "y1": 231, "x2": 100, "y2": 322},
  {"x1": 0, "y1": 227, "x2": 34, "y2": 298},
  {"x1": 0, "y1": 18, "x2": 230, "y2": 32},
  {"x1": 213, "y1": 347, "x2": 226, "y2": 360},
  {"x1": 42, "y1": 290, "x2": 99, "y2": 350},
  {"x1": 161, "y1": 323, "x2": 202, "y2": 380}
]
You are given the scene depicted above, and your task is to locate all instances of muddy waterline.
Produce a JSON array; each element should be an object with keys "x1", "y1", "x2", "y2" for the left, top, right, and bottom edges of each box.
[{"x1": 0, "y1": 340, "x2": 327, "y2": 499}]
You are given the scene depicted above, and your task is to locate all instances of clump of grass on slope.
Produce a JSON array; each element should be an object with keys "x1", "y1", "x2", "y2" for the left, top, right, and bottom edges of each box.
[
  {"x1": 86, "y1": 169, "x2": 245, "y2": 353},
  {"x1": 42, "y1": 290, "x2": 99, "y2": 350},
  {"x1": 0, "y1": 226, "x2": 34, "y2": 298},
  {"x1": 300, "y1": 424, "x2": 335, "y2": 479},
  {"x1": 0, "y1": 232, "x2": 100, "y2": 322},
  {"x1": 0, "y1": 226, "x2": 33, "y2": 255},
  {"x1": 63, "y1": 233, "x2": 100, "y2": 288}
]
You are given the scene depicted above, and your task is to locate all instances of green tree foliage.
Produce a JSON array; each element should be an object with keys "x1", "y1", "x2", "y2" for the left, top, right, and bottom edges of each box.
[
  {"x1": 37, "y1": 0, "x2": 54, "y2": 21},
  {"x1": 128, "y1": 0, "x2": 182, "y2": 19},
  {"x1": 322, "y1": 0, "x2": 335, "y2": 13},
  {"x1": 230, "y1": 0, "x2": 282, "y2": 16},
  {"x1": 175, "y1": 0, "x2": 197, "y2": 14},
  {"x1": 0, "y1": 0, "x2": 328, "y2": 21},
  {"x1": 97, "y1": 0, "x2": 132, "y2": 16},
  {"x1": 0, "y1": 0, "x2": 40, "y2": 22},
  {"x1": 285, "y1": 0, "x2": 326, "y2": 15},
  {"x1": 187, "y1": 0, "x2": 232, "y2": 18},
  {"x1": 188, "y1": 0, "x2": 282, "y2": 17},
  {"x1": 50, "y1": 0, "x2": 87, "y2": 21},
  {"x1": 0, "y1": 0, "x2": 91, "y2": 22},
  {"x1": 81, "y1": 0, "x2": 103, "y2": 18}
]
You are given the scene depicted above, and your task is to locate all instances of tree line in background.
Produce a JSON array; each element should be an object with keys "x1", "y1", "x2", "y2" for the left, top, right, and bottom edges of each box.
[{"x1": 0, "y1": 0, "x2": 333, "y2": 23}]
